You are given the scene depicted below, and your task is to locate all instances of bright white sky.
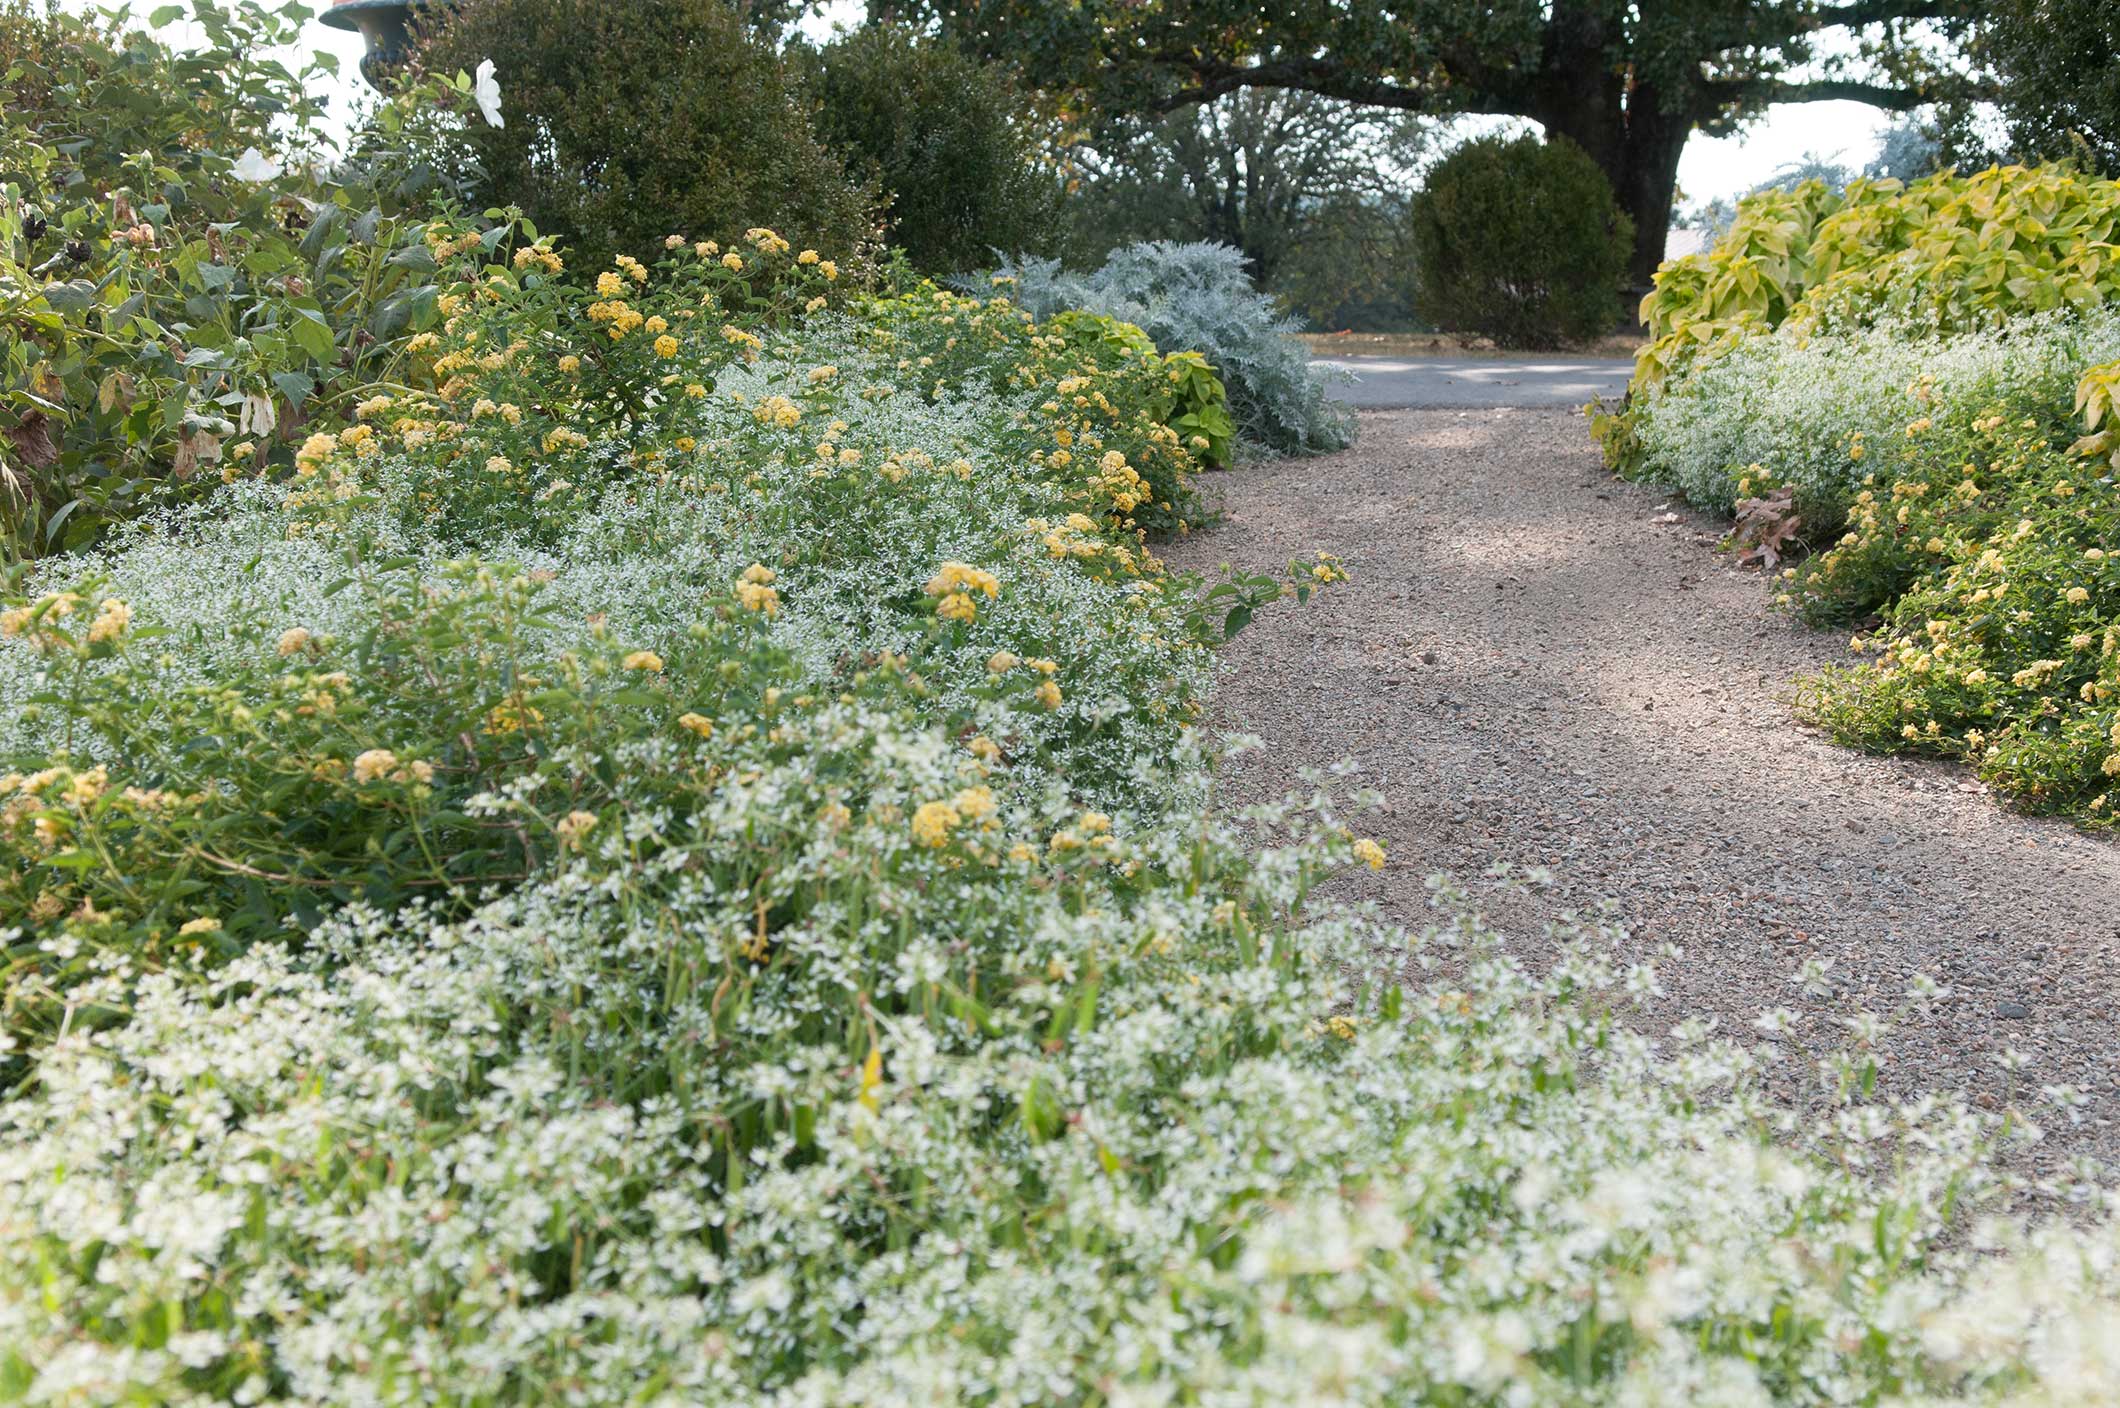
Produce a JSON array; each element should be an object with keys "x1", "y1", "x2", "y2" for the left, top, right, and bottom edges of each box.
[{"x1": 100, "y1": 0, "x2": 1894, "y2": 207}]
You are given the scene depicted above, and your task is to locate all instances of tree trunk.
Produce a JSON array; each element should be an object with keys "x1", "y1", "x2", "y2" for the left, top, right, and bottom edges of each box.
[
  {"x1": 1536, "y1": 69, "x2": 1694, "y2": 318},
  {"x1": 1610, "y1": 98, "x2": 1690, "y2": 302}
]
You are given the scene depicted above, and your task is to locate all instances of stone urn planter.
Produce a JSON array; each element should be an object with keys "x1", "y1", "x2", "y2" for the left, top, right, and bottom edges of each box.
[{"x1": 320, "y1": 0, "x2": 423, "y2": 91}]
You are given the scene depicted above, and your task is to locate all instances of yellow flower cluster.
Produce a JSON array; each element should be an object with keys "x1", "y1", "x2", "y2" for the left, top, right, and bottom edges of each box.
[
  {"x1": 512, "y1": 241, "x2": 564, "y2": 275},
  {"x1": 588, "y1": 299, "x2": 644, "y2": 339},
  {"x1": 85, "y1": 597, "x2": 132, "y2": 645},
  {"x1": 925, "y1": 561, "x2": 1001, "y2": 624},
  {"x1": 351, "y1": 748, "x2": 435, "y2": 788},
  {"x1": 294, "y1": 431, "x2": 337, "y2": 476},
  {"x1": 753, "y1": 395, "x2": 803, "y2": 429},
  {"x1": 736, "y1": 563, "x2": 780, "y2": 616},
  {"x1": 911, "y1": 786, "x2": 1001, "y2": 850}
]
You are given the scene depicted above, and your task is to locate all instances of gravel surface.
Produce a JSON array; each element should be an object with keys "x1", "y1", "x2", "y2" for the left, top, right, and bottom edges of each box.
[{"x1": 1170, "y1": 407, "x2": 2120, "y2": 1172}]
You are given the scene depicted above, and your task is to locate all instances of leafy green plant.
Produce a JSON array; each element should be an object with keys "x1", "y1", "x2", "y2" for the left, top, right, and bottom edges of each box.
[
  {"x1": 1409, "y1": 133, "x2": 1633, "y2": 350},
  {"x1": 798, "y1": 23, "x2": 1065, "y2": 274},
  {"x1": 417, "y1": 0, "x2": 879, "y2": 276},
  {"x1": 985, "y1": 241, "x2": 1352, "y2": 455},
  {"x1": 1787, "y1": 368, "x2": 2120, "y2": 825},
  {"x1": 0, "y1": 0, "x2": 470, "y2": 560},
  {"x1": 1631, "y1": 165, "x2": 2120, "y2": 396}
]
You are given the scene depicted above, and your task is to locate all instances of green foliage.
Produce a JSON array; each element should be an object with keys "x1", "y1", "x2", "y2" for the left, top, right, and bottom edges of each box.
[
  {"x1": 1632, "y1": 165, "x2": 2120, "y2": 393},
  {"x1": 0, "y1": 224, "x2": 1234, "y2": 992},
  {"x1": 1786, "y1": 370, "x2": 2120, "y2": 825},
  {"x1": 858, "y1": 283, "x2": 1224, "y2": 507},
  {"x1": 0, "y1": 1, "x2": 454, "y2": 561},
  {"x1": 907, "y1": 0, "x2": 1984, "y2": 286},
  {"x1": 1981, "y1": 0, "x2": 2120, "y2": 176},
  {"x1": 1613, "y1": 163, "x2": 2120, "y2": 825},
  {"x1": 1274, "y1": 193, "x2": 1425, "y2": 332},
  {"x1": 1061, "y1": 89, "x2": 1428, "y2": 303},
  {"x1": 417, "y1": 0, "x2": 878, "y2": 275},
  {"x1": 989, "y1": 242, "x2": 1352, "y2": 455},
  {"x1": 1042, "y1": 309, "x2": 1236, "y2": 467},
  {"x1": 12, "y1": 14, "x2": 2120, "y2": 1399},
  {"x1": 800, "y1": 24, "x2": 1064, "y2": 274},
  {"x1": 1409, "y1": 134, "x2": 1632, "y2": 350}
]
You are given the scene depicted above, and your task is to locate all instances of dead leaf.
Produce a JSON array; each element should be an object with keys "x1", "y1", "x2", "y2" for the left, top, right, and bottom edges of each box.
[
  {"x1": 239, "y1": 392, "x2": 278, "y2": 437},
  {"x1": 98, "y1": 371, "x2": 137, "y2": 415},
  {"x1": 1732, "y1": 486, "x2": 1803, "y2": 569},
  {"x1": 3, "y1": 411, "x2": 59, "y2": 469},
  {"x1": 170, "y1": 428, "x2": 223, "y2": 479}
]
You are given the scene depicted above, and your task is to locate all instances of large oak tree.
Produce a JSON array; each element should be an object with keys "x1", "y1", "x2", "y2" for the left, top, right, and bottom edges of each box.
[{"x1": 896, "y1": 0, "x2": 1980, "y2": 289}]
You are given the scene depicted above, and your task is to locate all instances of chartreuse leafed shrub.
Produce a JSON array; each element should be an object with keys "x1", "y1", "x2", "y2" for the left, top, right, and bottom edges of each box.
[
  {"x1": 4, "y1": 220, "x2": 2120, "y2": 1404},
  {"x1": 981, "y1": 241, "x2": 1351, "y2": 456},
  {"x1": 1624, "y1": 164, "x2": 2120, "y2": 400},
  {"x1": 1604, "y1": 165, "x2": 2120, "y2": 826},
  {"x1": 1409, "y1": 133, "x2": 1633, "y2": 350}
]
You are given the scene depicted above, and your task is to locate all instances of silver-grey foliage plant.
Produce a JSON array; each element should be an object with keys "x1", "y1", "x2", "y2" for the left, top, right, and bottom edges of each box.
[{"x1": 977, "y1": 241, "x2": 1356, "y2": 456}]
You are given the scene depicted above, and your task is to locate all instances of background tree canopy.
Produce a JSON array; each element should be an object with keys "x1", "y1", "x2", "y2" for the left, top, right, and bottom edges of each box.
[
  {"x1": 1978, "y1": 0, "x2": 2120, "y2": 175},
  {"x1": 1064, "y1": 90, "x2": 1428, "y2": 291},
  {"x1": 797, "y1": 23, "x2": 1068, "y2": 272},
  {"x1": 900, "y1": 0, "x2": 1984, "y2": 288},
  {"x1": 420, "y1": 0, "x2": 880, "y2": 272}
]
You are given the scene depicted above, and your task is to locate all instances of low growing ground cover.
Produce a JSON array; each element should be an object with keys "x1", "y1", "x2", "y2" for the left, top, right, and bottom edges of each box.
[
  {"x1": 1605, "y1": 166, "x2": 2120, "y2": 827},
  {"x1": 2, "y1": 203, "x2": 2120, "y2": 1404}
]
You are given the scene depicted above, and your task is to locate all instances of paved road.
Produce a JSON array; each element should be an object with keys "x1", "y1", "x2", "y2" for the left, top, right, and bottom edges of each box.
[{"x1": 1315, "y1": 355, "x2": 1635, "y2": 409}]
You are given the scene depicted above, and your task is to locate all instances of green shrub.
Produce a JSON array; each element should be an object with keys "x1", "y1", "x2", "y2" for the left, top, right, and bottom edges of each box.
[
  {"x1": 417, "y1": 0, "x2": 878, "y2": 275},
  {"x1": 0, "y1": 1, "x2": 452, "y2": 560},
  {"x1": 1409, "y1": 134, "x2": 1633, "y2": 350},
  {"x1": 1629, "y1": 165, "x2": 2120, "y2": 395},
  {"x1": 800, "y1": 24, "x2": 1064, "y2": 274},
  {"x1": 1784, "y1": 360, "x2": 2120, "y2": 825},
  {"x1": 1614, "y1": 268, "x2": 2120, "y2": 827}
]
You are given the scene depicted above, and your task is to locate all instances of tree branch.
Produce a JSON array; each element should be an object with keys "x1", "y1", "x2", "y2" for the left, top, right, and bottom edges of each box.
[
  {"x1": 1695, "y1": 0, "x2": 1974, "y2": 54},
  {"x1": 1814, "y1": 0, "x2": 1969, "y2": 29},
  {"x1": 1144, "y1": 55, "x2": 1529, "y2": 119},
  {"x1": 1703, "y1": 77, "x2": 1934, "y2": 111}
]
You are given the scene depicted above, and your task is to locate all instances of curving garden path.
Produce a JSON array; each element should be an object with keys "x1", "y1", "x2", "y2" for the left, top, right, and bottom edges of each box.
[{"x1": 1170, "y1": 407, "x2": 2120, "y2": 1170}]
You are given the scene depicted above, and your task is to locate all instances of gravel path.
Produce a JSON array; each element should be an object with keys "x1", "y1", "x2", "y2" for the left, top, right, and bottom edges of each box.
[{"x1": 1170, "y1": 408, "x2": 2120, "y2": 1171}]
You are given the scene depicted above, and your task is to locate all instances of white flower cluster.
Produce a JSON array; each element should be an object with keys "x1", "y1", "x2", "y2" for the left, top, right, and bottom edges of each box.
[
  {"x1": 1633, "y1": 307, "x2": 2120, "y2": 518},
  {"x1": 7, "y1": 866, "x2": 2119, "y2": 1402}
]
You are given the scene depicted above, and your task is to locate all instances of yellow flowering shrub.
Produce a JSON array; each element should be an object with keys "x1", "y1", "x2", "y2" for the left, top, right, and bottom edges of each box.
[{"x1": 1791, "y1": 372, "x2": 2120, "y2": 825}]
